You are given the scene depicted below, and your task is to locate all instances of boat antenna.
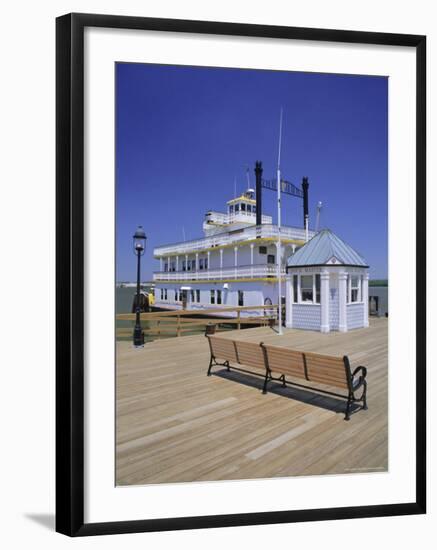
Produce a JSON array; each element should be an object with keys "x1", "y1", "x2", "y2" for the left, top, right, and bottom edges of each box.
[
  {"x1": 246, "y1": 165, "x2": 251, "y2": 190},
  {"x1": 315, "y1": 201, "x2": 323, "y2": 232},
  {"x1": 276, "y1": 107, "x2": 283, "y2": 336}
]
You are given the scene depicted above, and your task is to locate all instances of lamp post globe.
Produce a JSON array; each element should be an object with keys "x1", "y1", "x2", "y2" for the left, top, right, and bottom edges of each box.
[{"x1": 133, "y1": 226, "x2": 147, "y2": 347}]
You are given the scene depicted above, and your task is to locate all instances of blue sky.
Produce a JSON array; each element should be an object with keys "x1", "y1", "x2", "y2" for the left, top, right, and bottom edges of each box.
[{"x1": 116, "y1": 63, "x2": 388, "y2": 281}]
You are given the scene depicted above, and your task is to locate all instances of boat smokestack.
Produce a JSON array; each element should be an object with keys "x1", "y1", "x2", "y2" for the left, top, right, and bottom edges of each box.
[
  {"x1": 302, "y1": 176, "x2": 309, "y2": 230},
  {"x1": 255, "y1": 161, "x2": 263, "y2": 225}
]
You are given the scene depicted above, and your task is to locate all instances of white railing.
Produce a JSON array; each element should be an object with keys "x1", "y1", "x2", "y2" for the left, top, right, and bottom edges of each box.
[
  {"x1": 154, "y1": 224, "x2": 315, "y2": 256},
  {"x1": 205, "y1": 211, "x2": 272, "y2": 225},
  {"x1": 203, "y1": 212, "x2": 272, "y2": 237},
  {"x1": 153, "y1": 264, "x2": 285, "y2": 281}
]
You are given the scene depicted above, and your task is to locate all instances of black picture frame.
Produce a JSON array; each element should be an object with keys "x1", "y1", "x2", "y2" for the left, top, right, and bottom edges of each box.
[{"x1": 56, "y1": 12, "x2": 426, "y2": 537}]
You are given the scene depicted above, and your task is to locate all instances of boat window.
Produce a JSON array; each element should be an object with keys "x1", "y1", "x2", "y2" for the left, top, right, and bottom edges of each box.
[
  {"x1": 293, "y1": 275, "x2": 298, "y2": 303},
  {"x1": 199, "y1": 258, "x2": 204, "y2": 270},
  {"x1": 241, "y1": 203, "x2": 246, "y2": 211},
  {"x1": 191, "y1": 259, "x2": 196, "y2": 271},
  {"x1": 247, "y1": 204, "x2": 252, "y2": 213},
  {"x1": 267, "y1": 254, "x2": 275, "y2": 264},
  {"x1": 235, "y1": 204, "x2": 240, "y2": 212},
  {"x1": 204, "y1": 257, "x2": 208, "y2": 269},
  {"x1": 182, "y1": 260, "x2": 186, "y2": 271},
  {"x1": 196, "y1": 290, "x2": 200, "y2": 302},
  {"x1": 164, "y1": 262, "x2": 168, "y2": 272},
  {"x1": 217, "y1": 290, "x2": 222, "y2": 305},
  {"x1": 301, "y1": 275, "x2": 314, "y2": 302},
  {"x1": 164, "y1": 289, "x2": 167, "y2": 300},
  {"x1": 190, "y1": 290, "x2": 195, "y2": 302},
  {"x1": 259, "y1": 246, "x2": 267, "y2": 254},
  {"x1": 229, "y1": 205, "x2": 234, "y2": 213},
  {"x1": 210, "y1": 290, "x2": 215, "y2": 304},
  {"x1": 238, "y1": 290, "x2": 244, "y2": 307},
  {"x1": 160, "y1": 288, "x2": 164, "y2": 300}
]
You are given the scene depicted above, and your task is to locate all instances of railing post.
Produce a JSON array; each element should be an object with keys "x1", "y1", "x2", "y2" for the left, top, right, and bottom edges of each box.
[
  {"x1": 237, "y1": 310, "x2": 241, "y2": 330},
  {"x1": 157, "y1": 320, "x2": 161, "y2": 339},
  {"x1": 177, "y1": 314, "x2": 181, "y2": 337}
]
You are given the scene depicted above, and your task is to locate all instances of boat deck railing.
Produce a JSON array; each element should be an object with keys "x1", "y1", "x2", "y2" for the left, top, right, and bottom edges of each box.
[
  {"x1": 153, "y1": 263, "x2": 285, "y2": 282},
  {"x1": 154, "y1": 224, "x2": 315, "y2": 257}
]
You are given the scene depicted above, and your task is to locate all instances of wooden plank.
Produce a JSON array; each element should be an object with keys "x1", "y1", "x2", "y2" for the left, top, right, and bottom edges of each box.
[{"x1": 115, "y1": 317, "x2": 387, "y2": 485}]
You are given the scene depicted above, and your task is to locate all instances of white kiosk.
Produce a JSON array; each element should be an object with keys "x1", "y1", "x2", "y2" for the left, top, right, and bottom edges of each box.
[{"x1": 285, "y1": 229, "x2": 369, "y2": 332}]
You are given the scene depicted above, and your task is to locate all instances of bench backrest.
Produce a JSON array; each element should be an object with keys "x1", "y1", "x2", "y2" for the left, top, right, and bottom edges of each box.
[
  {"x1": 233, "y1": 340, "x2": 266, "y2": 372},
  {"x1": 207, "y1": 335, "x2": 238, "y2": 364},
  {"x1": 261, "y1": 344, "x2": 306, "y2": 379},
  {"x1": 262, "y1": 344, "x2": 349, "y2": 390},
  {"x1": 208, "y1": 335, "x2": 350, "y2": 390},
  {"x1": 303, "y1": 351, "x2": 349, "y2": 390},
  {"x1": 208, "y1": 336, "x2": 266, "y2": 372}
]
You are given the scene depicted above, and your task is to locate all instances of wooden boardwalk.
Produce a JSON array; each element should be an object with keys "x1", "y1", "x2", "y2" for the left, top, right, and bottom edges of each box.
[{"x1": 116, "y1": 317, "x2": 388, "y2": 485}]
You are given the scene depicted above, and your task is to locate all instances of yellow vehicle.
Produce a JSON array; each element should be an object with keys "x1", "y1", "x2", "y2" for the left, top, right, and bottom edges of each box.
[{"x1": 131, "y1": 288, "x2": 155, "y2": 312}]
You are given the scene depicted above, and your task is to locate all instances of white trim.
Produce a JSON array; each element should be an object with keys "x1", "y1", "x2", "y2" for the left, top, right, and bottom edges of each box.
[
  {"x1": 291, "y1": 273, "x2": 322, "y2": 306},
  {"x1": 320, "y1": 271, "x2": 330, "y2": 333},
  {"x1": 363, "y1": 272, "x2": 370, "y2": 327},
  {"x1": 285, "y1": 276, "x2": 293, "y2": 328},
  {"x1": 347, "y1": 273, "x2": 362, "y2": 304},
  {"x1": 338, "y1": 271, "x2": 348, "y2": 332}
]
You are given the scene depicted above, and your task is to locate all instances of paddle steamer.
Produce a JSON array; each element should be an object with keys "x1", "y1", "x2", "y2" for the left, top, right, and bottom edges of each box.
[{"x1": 153, "y1": 163, "x2": 314, "y2": 317}]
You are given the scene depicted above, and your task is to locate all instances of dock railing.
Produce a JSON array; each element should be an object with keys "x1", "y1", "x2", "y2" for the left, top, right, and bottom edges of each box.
[{"x1": 116, "y1": 304, "x2": 282, "y2": 341}]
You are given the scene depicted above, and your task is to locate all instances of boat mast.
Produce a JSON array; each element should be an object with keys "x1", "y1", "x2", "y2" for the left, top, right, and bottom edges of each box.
[
  {"x1": 277, "y1": 108, "x2": 283, "y2": 335},
  {"x1": 315, "y1": 201, "x2": 322, "y2": 232},
  {"x1": 302, "y1": 176, "x2": 309, "y2": 241}
]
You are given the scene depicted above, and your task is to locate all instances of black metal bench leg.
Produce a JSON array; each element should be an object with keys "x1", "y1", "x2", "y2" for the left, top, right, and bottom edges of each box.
[
  {"x1": 362, "y1": 380, "x2": 368, "y2": 410},
  {"x1": 262, "y1": 372, "x2": 270, "y2": 394},
  {"x1": 207, "y1": 356, "x2": 214, "y2": 376},
  {"x1": 225, "y1": 360, "x2": 230, "y2": 372},
  {"x1": 281, "y1": 374, "x2": 286, "y2": 388},
  {"x1": 345, "y1": 394, "x2": 352, "y2": 421}
]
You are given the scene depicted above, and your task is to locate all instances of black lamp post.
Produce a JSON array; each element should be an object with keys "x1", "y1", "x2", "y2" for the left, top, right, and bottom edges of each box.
[{"x1": 133, "y1": 226, "x2": 147, "y2": 347}]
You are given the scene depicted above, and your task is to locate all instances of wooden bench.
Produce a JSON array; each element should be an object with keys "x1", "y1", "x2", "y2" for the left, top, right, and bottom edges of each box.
[{"x1": 206, "y1": 335, "x2": 368, "y2": 420}]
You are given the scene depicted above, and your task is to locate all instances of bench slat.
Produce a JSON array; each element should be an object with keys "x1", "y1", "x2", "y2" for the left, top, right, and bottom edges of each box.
[
  {"x1": 262, "y1": 345, "x2": 306, "y2": 379},
  {"x1": 305, "y1": 372, "x2": 349, "y2": 390},
  {"x1": 302, "y1": 352, "x2": 346, "y2": 366}
]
